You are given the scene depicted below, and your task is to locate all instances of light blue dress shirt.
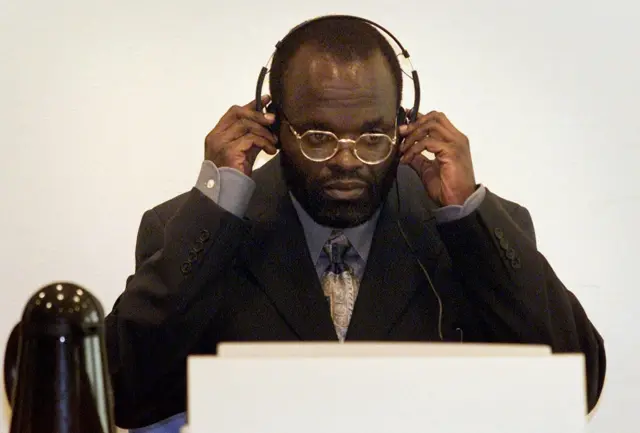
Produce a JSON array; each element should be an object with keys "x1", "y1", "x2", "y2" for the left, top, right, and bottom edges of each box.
[{"x1": 129, "y1": 159, "x2": 486, "y2": 433}]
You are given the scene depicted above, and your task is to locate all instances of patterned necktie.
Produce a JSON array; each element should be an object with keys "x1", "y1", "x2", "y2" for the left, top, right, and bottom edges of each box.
[{"x1": 321, "y1": 231, "x2": 360, "y2": 342}]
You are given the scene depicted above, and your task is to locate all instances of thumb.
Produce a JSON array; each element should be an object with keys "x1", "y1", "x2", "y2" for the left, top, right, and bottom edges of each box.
[
  {"x1": 246, "y1": 144, "x2": 263, "y2": 166},
  {"x1": 408, "y1": 154, "x2": 439, "y2": 185}
]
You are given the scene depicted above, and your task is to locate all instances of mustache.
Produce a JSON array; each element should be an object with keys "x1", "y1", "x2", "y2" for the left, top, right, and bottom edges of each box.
[
  {"x1": 317, "y1": 172, "x2": 381, "y2": 199},
  {"x1": 319, "y1": 171, "x2": 374, "y2": 186}
]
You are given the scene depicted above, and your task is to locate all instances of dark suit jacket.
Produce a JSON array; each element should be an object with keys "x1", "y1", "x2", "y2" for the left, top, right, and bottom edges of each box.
[{"x1": 105, "y1": 156, "x2": 606, "y2": 428}]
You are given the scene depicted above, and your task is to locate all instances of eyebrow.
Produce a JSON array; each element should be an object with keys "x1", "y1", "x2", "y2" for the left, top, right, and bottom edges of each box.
[
  {"x1": 295, "y1": 117, "x2": 389, "y2": 133},
  {"x1": 361, "y1": 117, "x2": 387, "y2": 131}
]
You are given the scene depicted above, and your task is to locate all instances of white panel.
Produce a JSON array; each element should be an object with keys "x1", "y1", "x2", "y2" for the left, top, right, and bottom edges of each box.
[{"x1": 188, "y1": 355, "x2": 587, "y2": 433}]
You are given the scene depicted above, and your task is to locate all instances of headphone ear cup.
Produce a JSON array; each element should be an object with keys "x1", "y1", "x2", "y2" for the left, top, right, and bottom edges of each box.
[
  {"x1": 397, "y1": 107, "x2": 408, "y2": 126},
  {"x1": 266, "y1": 102, "x2": 282, "y2": 149}
]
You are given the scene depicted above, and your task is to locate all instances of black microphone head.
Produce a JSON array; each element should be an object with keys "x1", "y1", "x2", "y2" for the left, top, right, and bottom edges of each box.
[
  {"x1": 5, "y1": 282, "x2": 115, "y2": 433},
  {"x1": 20, "y1": 282, "x2": 104, "y2": 338}
]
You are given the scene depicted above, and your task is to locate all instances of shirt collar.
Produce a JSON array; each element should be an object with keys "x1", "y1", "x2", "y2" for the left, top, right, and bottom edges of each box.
[{"x1": 289, "y1": 193, "x2": 380, "y2": 265}]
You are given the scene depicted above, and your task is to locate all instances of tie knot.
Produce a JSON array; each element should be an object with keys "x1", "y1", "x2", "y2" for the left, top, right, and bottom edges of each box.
[{"x1": 323, "y1": 231, "x2": 351, "y2": 265}]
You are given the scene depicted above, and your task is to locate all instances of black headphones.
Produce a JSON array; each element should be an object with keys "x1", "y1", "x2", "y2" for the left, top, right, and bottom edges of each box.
[{"x1": 254, "y1": 14, "x2": 421, "y2": 146}]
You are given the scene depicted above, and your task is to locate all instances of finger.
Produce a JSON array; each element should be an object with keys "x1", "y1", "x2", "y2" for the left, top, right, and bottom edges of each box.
[
  {"x1": 422, "y1": 111, "x2": 462, "y2": 139},
  {"x1": 401, "y1": 137, "x2": 447, "y2": 164},
  {"x1": 230, "y1": 103, "x2": 275, "y2": 127},
  {"x1": 216, "y1": 97, "x2": 275, "y2": 132},
  {"x1": 243, "y1": 94, "x2": 271, "y2": 110},
  {"x1": 401, "y1": 138, "x2": 429, "y2": 164},
  {"x1": 398, "y1": 111, "x2": 425, "y2": 135},
  {"x1": 403, "y1": 110, "x2": 460, "y2": 135},
  {"x1": 399, "y1": 110, "x2": 440, "y2": 136},
  {"x1": 227, "y1": 133, "x2": 278, "y2": 156},
  {"x1": 431, "y1": 111, "x2": 458, "y2": 132},
  {"x1": 242, "y1": 141, "x2": 272, "y2": 176},
  {"x1": 401, "y1": 121, "x2": 455, "y2": 152},
  {"x1": 220, "y1": 118, "x2": 277, "y2": 144}
]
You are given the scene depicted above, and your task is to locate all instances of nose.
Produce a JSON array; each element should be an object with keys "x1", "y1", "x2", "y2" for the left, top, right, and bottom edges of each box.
[{"x1": 327, "y1": 139, "x2": 364, "y2": 171}]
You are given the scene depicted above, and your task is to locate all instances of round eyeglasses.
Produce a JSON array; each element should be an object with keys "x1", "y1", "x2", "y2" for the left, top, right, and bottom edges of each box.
[{"x1": 285, "y1": 122, "x2": 397, "y2": 165}]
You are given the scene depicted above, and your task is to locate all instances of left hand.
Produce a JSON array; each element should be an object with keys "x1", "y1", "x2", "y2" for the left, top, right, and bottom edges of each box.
[{"x1": 398, "y1": 111, "x2": 477, "y2": 206}]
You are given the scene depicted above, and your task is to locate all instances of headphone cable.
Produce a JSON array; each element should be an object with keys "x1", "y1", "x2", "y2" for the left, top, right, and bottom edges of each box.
[{"x1": 393, "y1": 178, "x2": 445, "y2": 341}]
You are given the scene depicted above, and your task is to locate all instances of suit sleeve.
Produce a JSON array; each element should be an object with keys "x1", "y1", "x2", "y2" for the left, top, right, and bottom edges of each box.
[
  {"x1": 105, "y1": 188, "x2": 250, "y2": 428},
  {"x1": 436, "y1": 190, "x2": 606, "y2": 413},
  {"x1": 510, "y1": 204, "x2": 537, "y2": 247}
]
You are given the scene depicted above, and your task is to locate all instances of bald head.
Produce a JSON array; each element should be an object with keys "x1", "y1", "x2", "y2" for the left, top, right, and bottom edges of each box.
[
  {"x1": 282, "y1": 44, "x2": 397, "y2": 132},
  {"x1": 269, "y1": 16, "x2": 403, "y2": 114}
]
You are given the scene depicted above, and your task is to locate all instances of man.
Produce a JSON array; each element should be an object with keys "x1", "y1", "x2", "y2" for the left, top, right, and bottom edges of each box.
[{"x1": 105, "y1": 16, "x2": 606, "y2": 430}]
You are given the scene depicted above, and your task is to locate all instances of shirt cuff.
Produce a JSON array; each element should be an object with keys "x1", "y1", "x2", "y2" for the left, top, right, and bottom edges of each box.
[
  {"x1": 432, "y1": 185, "x2": 487, "y2": 224},
  {"x1": 195, "y1": 160, "x2": 256, "y2": 218}
]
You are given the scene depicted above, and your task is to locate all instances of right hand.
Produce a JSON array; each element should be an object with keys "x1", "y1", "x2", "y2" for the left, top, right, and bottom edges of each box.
[{"x1": 204, "y1": 95, "x2": 278, "y2": 176}]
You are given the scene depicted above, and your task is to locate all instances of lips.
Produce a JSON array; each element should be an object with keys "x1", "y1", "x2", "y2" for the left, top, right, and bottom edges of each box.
[
  {"x1": 323, "y1": 180, "x2": 367, "y2": 200},
  {"x1": 324, "y1": 180, "x2": 367, "y2": 190}
]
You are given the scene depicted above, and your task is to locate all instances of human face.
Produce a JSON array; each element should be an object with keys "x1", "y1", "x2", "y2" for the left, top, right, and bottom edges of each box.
[{"x1": 279, "y1": 46, "x2": 400, "y2": 228}]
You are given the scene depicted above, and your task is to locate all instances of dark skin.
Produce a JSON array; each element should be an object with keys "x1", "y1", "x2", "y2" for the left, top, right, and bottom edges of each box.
[
  {"x1": 204, "y1": 44, "x2": 477, "y2": 226},
  {"x1": 399, "y1": 110, "x2": 476, "y2": 207},
  {"x1": 277, "y1": 46, "x2": 399, "y2": 227}
]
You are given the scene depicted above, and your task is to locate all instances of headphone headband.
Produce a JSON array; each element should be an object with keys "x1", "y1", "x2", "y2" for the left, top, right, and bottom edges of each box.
[
  {"x1": 275, "y1": 15, "x2": 411, "y2": 57},
  {"x1": 255, "y1": 14, "x2": 420, "y2": 123}
]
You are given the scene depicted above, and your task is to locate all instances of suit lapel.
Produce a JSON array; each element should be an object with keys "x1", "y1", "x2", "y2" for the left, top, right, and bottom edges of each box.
[
  {"x1": 242, "y1": 158, "x2": 337, "y2": 341},
  {"x1": 346, "y1": 179, "x2": 445, "y2": 341},
  {"x1": 241, "y1": 158, "x2": 446, "y2": 342}
]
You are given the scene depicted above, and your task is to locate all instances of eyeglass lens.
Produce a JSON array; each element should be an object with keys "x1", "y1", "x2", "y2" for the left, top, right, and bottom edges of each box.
[{"x1": 300, "y1": 132, "x2": 393, "y2": 163}]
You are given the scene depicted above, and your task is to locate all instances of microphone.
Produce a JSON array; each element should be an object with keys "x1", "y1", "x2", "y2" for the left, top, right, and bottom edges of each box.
[{"x1": 4, "y1": 282, "x2": 116, "y2": 433}]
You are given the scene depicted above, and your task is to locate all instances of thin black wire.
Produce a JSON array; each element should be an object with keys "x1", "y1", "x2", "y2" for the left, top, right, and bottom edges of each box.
[{"x1": 393, "y1": 179, "x2": 445, "y2": 341}]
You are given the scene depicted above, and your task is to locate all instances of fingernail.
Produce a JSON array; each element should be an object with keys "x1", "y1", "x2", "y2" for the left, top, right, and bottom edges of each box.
[
  {"x1": 398, "y1": 125, "x2": 408, "y2": 134},
  {"x1": 264, "y1": 113, "x2": 275, "y2": 122}
]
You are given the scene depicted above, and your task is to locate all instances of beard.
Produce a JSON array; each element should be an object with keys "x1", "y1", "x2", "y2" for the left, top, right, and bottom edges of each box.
[{"x1": 280, "y1": 151, "x2": 399, "y2": 229}]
